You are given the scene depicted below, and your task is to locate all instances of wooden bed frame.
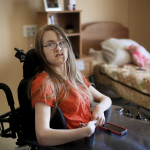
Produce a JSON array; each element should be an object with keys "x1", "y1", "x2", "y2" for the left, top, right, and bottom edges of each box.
[
  {"x1": 81, "y1": 22, "x2": 150, "y2": 110},
  {"x1": 82, "y1": 21, "x2": 129, "y2": 55}
]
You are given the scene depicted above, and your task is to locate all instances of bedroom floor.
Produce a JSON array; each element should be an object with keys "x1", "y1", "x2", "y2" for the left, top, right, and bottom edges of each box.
[{"x1": 0, "y1": 119, "x2": 17, "y2": 150}]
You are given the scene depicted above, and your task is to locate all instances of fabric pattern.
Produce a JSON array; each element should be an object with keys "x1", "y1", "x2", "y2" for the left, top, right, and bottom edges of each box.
[
  {"x1": 100, "y1": 64, "x2": 150, "y2": 95},
  {"x1": 112, "y1": 80, "x2": 150, "y2": 110},
  {"x1": 95, "y1": 63, "x2": 150, "y2": 110}
]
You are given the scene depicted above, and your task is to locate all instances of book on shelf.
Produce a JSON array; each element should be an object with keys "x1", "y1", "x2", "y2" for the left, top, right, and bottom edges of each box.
[{"x1": 49, "y1": 15, "x2": 55, "y2": 25}]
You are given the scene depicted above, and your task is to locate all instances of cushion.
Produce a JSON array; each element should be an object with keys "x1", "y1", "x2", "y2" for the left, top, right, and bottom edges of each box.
[
  {"x1": 101, "y1": 38, "x2": 150, "y2": 66},
  {"x1": 23, "y1": 49, "x2": 43, "y2": 79},
  {"x1": 88, "y1": 48, "x2": 107, "y2": 63}
]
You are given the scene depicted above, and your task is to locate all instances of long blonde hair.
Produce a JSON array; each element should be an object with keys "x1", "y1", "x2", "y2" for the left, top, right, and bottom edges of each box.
[{"x1": 30, "y1": 25, "x2": 93, "y2": 117}]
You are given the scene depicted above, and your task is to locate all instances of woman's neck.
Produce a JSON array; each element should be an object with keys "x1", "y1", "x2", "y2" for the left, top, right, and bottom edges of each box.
[{"x1": 48, "y1": 64, "x2": 68, "y2": 80}]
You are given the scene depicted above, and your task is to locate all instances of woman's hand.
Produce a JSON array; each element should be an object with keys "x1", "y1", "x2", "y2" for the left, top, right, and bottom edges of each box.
[
  {"x1": 91, "y1": 105, "x2": 105, "y2": 126},
  {"x1": 79, "y1": 120, "x2": 97, "y2": 137},
  {"x1": 88, "y1": 85, "x2": 112, "y2": 126}
]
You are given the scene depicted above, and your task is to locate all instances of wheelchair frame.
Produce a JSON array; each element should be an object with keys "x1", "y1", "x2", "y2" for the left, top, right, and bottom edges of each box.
[
  {"x1": 0, "y1": 83, "x2": 38, "y2": 149},
  {"x1": 0, "y1": 48, "x2": 40, "y2": 150}
]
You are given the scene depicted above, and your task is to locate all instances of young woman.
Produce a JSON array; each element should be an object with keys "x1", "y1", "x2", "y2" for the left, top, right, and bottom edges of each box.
[{"x1": 29, "y1": 25, "x2": 111, "y2": 146}]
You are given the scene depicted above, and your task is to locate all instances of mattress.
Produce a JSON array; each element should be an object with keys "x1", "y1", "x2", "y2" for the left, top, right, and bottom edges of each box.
[{"x1": 94, "y1": 63, "x2": 150, "y2": 110}]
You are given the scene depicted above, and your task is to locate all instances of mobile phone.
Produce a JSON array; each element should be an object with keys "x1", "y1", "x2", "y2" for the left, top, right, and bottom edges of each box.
[{"x1": 100, "y1": 122, "x2": 127, "y2": 135}]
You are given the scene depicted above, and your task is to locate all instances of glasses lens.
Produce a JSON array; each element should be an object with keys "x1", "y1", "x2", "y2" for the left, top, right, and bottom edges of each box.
[
  {"x1": 47, "y1": 43, "x2": 56, "y2": 50},
  {"x1": 61, "y1": 41, "x2": 68, "y2": 48}
]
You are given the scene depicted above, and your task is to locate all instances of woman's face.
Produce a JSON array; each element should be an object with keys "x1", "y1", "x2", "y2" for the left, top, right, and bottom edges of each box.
[{"x1": 42, "y1": 30, "x2": 68, "y2": 68}]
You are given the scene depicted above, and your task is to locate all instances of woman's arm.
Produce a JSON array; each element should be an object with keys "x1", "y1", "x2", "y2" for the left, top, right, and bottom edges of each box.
[
  {"x1": 89, "y1": 85, "x2": 112, "y2": 126},
  {"x1": 35, "y1": 101, "x2": 97, "y2": 146}
]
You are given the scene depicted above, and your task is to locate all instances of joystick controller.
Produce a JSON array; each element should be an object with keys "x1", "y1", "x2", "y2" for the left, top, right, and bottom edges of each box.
[
  {"x1": 123, "y1": 109, "x2": 149, "y2": 122},
  {"x1": 126, "y1": 110, "x2": 131, "y2": 117},
  {"x1": 136, "y1": 112, "x2": 142, "y2": 120}
]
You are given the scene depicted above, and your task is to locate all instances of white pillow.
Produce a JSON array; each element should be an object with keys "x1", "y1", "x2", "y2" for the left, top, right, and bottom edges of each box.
[
  {"x1": 101, "y1": 38, "x2": 150, "y2": 66},
  {"x1": 88, "y1": 48, "x2": 107, "y2": 63}
]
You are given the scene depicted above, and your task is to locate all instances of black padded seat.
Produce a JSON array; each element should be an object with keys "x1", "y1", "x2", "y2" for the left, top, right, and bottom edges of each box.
[{"x1": 17, "y1": 49, "x2": 68, "y2": 140}]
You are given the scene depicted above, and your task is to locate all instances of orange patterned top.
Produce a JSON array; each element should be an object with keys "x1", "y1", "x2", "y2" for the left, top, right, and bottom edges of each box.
[{"x1": 31, "y1": 72, "x2": 91, "y2": 129}]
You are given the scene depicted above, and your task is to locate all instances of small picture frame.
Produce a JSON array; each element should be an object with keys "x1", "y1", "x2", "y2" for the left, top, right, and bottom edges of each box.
[{"x1": 43, "y1": 0, "x2": 61, "y2": 12}]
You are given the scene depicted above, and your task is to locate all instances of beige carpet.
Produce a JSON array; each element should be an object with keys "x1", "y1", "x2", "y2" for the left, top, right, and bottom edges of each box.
[{"x1": 0, "y1": 123, "x2": 17, "y2": 150}]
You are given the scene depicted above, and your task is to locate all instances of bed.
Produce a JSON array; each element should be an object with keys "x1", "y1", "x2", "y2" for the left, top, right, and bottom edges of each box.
[{"x1": 82, "y1": 22, "x2": 150, "y2": 110}]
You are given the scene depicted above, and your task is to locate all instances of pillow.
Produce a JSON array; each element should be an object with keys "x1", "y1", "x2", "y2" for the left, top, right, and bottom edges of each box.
[
  {"x1": 88, "y1": 48, "x2": 107, "y2": 63},
  {"x1": 101, "y1": 38, "x2": 150, "y2": 66}
]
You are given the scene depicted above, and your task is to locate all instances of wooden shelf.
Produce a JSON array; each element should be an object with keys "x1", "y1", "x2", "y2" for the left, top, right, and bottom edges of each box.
[
  {"x1": 37, "y1": 10, "x2": 82, "y2": 14},
  {"x1": 76, "y1": 55, "x2": 93, "y2": 79},
  {"x1": 66, "y1": 33, "x2": 80, "y2": 37}
]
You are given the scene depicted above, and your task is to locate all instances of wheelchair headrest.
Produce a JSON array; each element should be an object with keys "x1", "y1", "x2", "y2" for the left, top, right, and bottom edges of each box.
[{"x1": 23, "y1": 49, "x2": 42, "y2": 79}]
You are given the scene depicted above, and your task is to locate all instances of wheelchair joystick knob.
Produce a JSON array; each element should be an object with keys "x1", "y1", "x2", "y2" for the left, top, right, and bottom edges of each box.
[
  {"x1": 126, "y1": 109, "x2": 131, "y2": 117},
  {"x1": 136, "y1": 112, "x2": 142, "y2": 120}
]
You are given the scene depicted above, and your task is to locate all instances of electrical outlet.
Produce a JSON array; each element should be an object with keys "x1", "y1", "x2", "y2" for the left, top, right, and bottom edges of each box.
[{"x1": 23, "y1": 25, "x2": 37, "y2": 37}]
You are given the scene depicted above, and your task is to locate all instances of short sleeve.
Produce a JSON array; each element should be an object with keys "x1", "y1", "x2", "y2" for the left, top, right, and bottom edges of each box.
[
  {"x1": 31, "y1": 73, "x2": 56, "y2": 108},
  {"x1": 82, "y1": 75, "x2": 91, "y2": 87}
]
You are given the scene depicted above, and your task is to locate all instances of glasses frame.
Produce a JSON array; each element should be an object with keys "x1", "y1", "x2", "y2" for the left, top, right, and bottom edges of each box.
[{"x1": 42, "y1": 42, "x2": 68, "y2": 50}]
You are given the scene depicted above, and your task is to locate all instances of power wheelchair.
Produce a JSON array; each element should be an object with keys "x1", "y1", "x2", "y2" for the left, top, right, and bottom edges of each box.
[
  {"x1": 0, "y1": 48, "x2": 69, "y2": 150},
  {"x1": 0, "y1": 48, "x2": 111, "y2": 150}
]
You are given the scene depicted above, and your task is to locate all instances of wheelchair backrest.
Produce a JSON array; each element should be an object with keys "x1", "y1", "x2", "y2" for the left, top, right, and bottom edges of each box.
[
  {"x1": 17, "y1": 49, "x2": 68, "y2": 140},
  {"x1": 17, "y1": 49, "x2": 40, "y2": 140}
]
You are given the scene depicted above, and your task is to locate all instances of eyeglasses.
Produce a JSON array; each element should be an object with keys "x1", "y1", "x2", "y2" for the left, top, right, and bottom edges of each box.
[{"x1": 43, "y1": 41, "x2": 68, "y2": 50}]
